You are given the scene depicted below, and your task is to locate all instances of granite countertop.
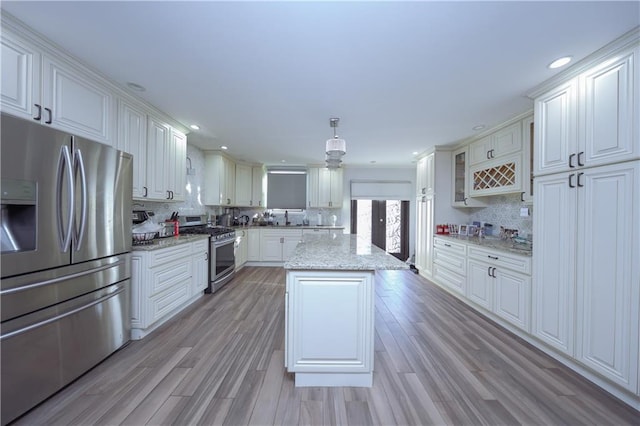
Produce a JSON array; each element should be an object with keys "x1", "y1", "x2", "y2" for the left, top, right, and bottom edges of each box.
[
  {"x1": 284, "y1": 234, "x2": 409, "y2": 271},
  {"x1": 131, "y1": 234, "x2": 209, "y2": 251},
  {"x1": 435, "y1": 234, "x2": 532, "y2": 257}
]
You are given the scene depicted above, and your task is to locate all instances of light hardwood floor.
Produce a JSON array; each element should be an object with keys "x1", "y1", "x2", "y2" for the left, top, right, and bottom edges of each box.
[{"x1": 13, "y1": 267, "x2": 639, "y2": 425}]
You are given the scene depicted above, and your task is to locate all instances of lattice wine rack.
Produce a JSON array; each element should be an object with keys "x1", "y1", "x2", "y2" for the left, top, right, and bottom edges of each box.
[{"x1": 473, "y1": 162, "x2": 516, "y2": 190}]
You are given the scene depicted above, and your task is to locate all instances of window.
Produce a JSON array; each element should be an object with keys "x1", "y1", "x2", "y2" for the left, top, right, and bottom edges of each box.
[{"x1": 266, "y1": 169, "x2": 307, "y2": 209}]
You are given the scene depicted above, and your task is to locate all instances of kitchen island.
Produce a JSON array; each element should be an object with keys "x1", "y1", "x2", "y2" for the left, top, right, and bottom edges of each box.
[{"x1": 283, "y1": 233, "x2": 408, "y2": 387}]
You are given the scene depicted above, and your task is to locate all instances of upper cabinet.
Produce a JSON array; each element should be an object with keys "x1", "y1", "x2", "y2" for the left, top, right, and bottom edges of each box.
[
  {"x1": 468, "y1": 122, "x2": 523, "y2": 166},
  {"x1": 234, "y1": 163, "x2": 253, "y2": 207},
  {"x1": 416, "y1": 154, "x2": 434, "y2": 195},
  {"x1": 204, "y1": 153, "x2": 235, "y2": 206},
  {"x1": 534, "y1": 44, "x2": 639, "y2": 177},
  {"x1": 251, "y1": 165, "x2": 267, "y2": 208},
  {"x1": 1, "y1": 30, "x2": 114, "y2": 145},
  {"x1": 117, "y1": 99, "x2": 147, "y2": 199},
  {"x1": 451, "y1": 146, "x2": 486, "y2": 207},
  {"x1": 308, "y1": 167, "x2": 343, "y2": 208}
]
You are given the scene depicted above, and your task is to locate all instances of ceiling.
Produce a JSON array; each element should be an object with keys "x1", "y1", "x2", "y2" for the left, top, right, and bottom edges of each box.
[{"x1": 2, "y1": 1, "x2": 638, "y2": 167}]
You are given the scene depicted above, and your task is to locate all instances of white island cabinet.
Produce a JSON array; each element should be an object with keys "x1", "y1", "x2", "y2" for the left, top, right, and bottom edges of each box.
[{"x1": 284, "y1": 234, "x2": 408, "y2": 387}]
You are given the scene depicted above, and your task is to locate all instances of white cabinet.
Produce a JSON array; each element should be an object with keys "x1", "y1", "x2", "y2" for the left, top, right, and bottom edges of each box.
[
  {"x1": 451, "y1": 146, "x2": 486, "y2": 207},
  {"x1": 116, "y1": 99, "x2": 147, "y2": 198},
  {"x1": 247, "y1": 228, "x2": 261, "y2": 262},
  {"x1": 146, "y1": 117, "x2": 171, "y2": 200},
  {"x1": 169, "y1": 129, "x2": 187, "y2": 202},
  {"x1": 535, "y1": 45, "x2": 638, "y2": 177},
  {"x1": 285, "y1": 270, "x2": 374, "y2": 386},
  {"x1": 415, "y1": 194, "x2": 433, "y2": 277},
  {"x1": 416, "y1": 154, "x2": 434, "y2": 195},
  {"x1": 468, "y1": 122, "x2": 522, "y2": 166},
  {"x1": 1, "y1": 30, "x2": 114, "y2": 145},
  {"x1": 204, "y1": 153, "x2": 235, "y2": 206},
  {"x1": 467, "y1": 246, "x2": 531, "y2": 332},
  {"x1": 432, "y1": 237, "x2": 467, "y2": 295},
  {"x1": 469, "y1": 153, "x2": 522, "y2": 196},
  {"x1": 234, "y1": 163, "x2": 253, "y2": 207},
  {"x1": 251, "y1": 165, "x2": 267, "y2": 207},
  {"x1": 521, "y1": 115, "x2": 535, "y2": 204},
  {"x1": 235, "y1": 229, "x2": 248, "y2": 269},
  {"x1": 259, "y1": 229, "x2": 303, "y2": 262},
  {"x1": 534, "y1": 161, "x2": 639, "y2": 391},
  {"x1": 308, "y1": 167, "x2": 343, "y2": 208},
  {"x1": 192, "y1": 239, "x2": 209, "y2": 293},
  {"x1": 131, "y1": 240, "x2": 207, "y2": 340},
  {"x1": 302, "y1": 228, "x2": 329, "y2": 236}
]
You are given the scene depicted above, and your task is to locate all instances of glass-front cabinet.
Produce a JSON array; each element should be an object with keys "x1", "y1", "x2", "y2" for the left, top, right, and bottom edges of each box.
[{"x1": 451, "y1": 146, "x2": 486, "y2": 208}]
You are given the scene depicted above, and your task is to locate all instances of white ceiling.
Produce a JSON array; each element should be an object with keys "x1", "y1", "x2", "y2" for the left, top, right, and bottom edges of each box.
[{"x1": 2, "y1": 1, "x2": 638, "y2": 167}]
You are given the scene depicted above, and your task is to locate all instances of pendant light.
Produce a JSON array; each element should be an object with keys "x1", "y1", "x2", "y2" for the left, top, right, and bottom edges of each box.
[{"x1": 325, "y1": 117, "x2": 346, "y2": 169}]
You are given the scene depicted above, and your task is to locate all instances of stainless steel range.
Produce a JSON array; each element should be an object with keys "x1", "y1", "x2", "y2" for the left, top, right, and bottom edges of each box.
[{"x1": 179, "y1": 216, "x2": 236, "y2": 293}]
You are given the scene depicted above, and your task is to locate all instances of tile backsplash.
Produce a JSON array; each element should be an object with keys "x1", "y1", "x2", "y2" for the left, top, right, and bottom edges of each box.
[{"x1": 469, "y1": 193, "x2": 533, "y2": 237}]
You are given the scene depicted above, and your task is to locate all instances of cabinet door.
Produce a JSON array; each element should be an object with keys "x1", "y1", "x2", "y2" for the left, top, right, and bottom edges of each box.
[
  {"x1": 224, "y1": 157, "x2": 235, "y2": 206},
  {"x1": 492, "y1": 121, "x2": 522, "y2": 159},
  {"x1": 251, "y1": 165, "x2": 266, "y2": 207},
  {"x1": 42, "y1": 55, "x2": 114, "y2": 145},
  {"x1": 467, "y1": 259, "x2": 493, "y2": 311},
  {"x1": 329, "y1": 168, "x2": 343, "y2": 207},
  {"x1": 282, "y1": 234, "x2": 302, "y2": 261},
  {"x1": 261, "y1": 235, "x2": 283, "y2": 262},
  {"x1": 414, "y1": 197, "x2": 426, "y2": 272},
  {"x1": 576, "y1": 162, "x2": 639, "y2": 391},
  {"x1": 469, "y1": 154, "x2": 522, "y2": 196},
  {"x1": 521, "y1": 116, "x2": 534, "y2": 203},
  {"x1": 287, "y1": 271, "x2": 374, "y2": 373},
  {"x1": 579, "y1": 48, "x2": 638, "y2": 168},
  {"x1": 247, "y1": 229, "x2": 261, "y2": 261},
  {"x1": 534, "y1": 79, "x2": 578, "y2": 176},
  {"x1": 317, "y1": 168, "x2": 332, "y2": 208},
  {"x1": 146, "y1": 117, "x2": 171, "y2": 200},
  {"x1": 1, "y1": 33, "x2": 39, "y2": 120},
  {"x1": 117, "y1": 99, "x2": 147, "y2": 198},
  {"x1": 192, "y1": 240, "x2": 209, "y2": 294},
  {"x1": 494, "y1": 269, "x2": 531, "y2": 332},
  {"x1": 416, "y1": 156, "x2": 427, "y2": 195},
  {"x1": 469, "y1": 136, "x2": 492, "y2": 166},
  {"x1": 170, "y1": 129, "x2": 186, "y2": 201},
  {"x1": 532, "y1": 172, "x2": 577, "y2": 356},
  {"x1": 451, "y1": 146, "x2": 486, "y2": 207},
  {"x1": 234, "y1": 163, "x2": 253, "y2": 206}
]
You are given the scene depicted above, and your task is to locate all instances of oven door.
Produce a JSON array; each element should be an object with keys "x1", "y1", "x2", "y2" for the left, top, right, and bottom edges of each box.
[{"x1": 210, "y1": 237, "x2": 235, "y2": 291}]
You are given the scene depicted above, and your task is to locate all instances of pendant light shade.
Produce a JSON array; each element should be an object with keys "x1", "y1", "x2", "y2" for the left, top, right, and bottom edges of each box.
[{"x1": 325, "y1": 117, "x2": 346, "y2": 168}]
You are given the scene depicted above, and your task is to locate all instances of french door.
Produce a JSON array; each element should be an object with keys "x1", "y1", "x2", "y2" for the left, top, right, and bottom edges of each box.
[{"x1": 351, "y1": 199, "x2": 409, "y2": 261}]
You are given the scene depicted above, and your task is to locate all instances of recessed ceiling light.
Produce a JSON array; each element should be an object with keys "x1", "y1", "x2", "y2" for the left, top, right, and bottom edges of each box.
[
  {"x1": 472, "y1": 125, "x2": 485, "y2": 131},
  {"x1": 190, "y1": 124, "x2": 200, "y2": 130},
  {"x1": 548, "y1": 56, "x2": 573, "y2": 69},
  {"x1": 126, "y1": 82, "x2": 146, "y2": 92},
  {"x1": 412, "y1": 151, "x2": 419, "y2": 155},
  {"x1": 220, "y1": 146, "x2": 228, "y2": 150},
  {"x1": 281, "y1": 160, "x2": 286, "y2": 163}
]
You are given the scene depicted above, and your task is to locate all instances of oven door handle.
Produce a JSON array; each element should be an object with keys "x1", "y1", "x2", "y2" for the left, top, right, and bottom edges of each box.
[{"x1": 213, "y1": 238, "x2": 235, "y2": 248}]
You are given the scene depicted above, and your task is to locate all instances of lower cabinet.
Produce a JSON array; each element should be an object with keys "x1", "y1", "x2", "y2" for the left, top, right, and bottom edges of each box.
[
  {"x1": 131, "y1": 238, "x2": 208, "y2": 340},
  {"x1": 260, "y1": 229, "x2": 303, "y2": 262},
  {"x1": 235, "y1": 229, "x2": 248, "y2": 269},
  {"x1": 432, "y1": 237, "x2": 531, "y2": 333},
  {"x1": 285, "y1": 270, "x2": 374, "y2": 387},
  {"x1": 247, "y1": 228, "x2": 261, "y2": 261}
]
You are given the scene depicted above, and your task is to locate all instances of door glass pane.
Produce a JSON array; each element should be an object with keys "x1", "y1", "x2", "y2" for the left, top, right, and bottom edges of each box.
[
  {"x1": 356, "y1": 200, "x2": 372, "y2": 242},
  {"x1": 386, "y1": 200, "x2": 401, "y2": 253}
]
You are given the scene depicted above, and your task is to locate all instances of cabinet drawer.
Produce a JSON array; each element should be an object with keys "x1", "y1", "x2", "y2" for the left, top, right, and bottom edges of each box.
[
  {"x1": 148, "y1": 282, "x2": 191, "y2": 325},
  {"x1": 433, "y1": 238, "x2": 466, "y2": 255},
  {"x1": 433, "y1": 249, "x2": 466, "y2": 275},
  {"x1": 191, "y1": 239, "x2": 209, "y2": 253},
  {"x1": 149, "y1": 243, "x2": 192, "y2": 267},
  {"x1": 433, "y1": 264, "x2": 466, "y2": 296},
  {"x1": 467, "y1": 246, "x2": 531, "y2": 275},
  {"x1": 149, "y1": 260, "x2": 192, "y2": 296}
]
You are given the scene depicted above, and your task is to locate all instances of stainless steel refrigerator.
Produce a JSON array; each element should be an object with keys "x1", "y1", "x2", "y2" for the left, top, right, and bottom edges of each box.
[{"x1": 0, "y1": 113, "x2": 132, "y2": 424}]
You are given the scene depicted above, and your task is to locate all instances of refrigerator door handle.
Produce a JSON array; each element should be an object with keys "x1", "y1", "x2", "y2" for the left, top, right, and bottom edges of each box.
[
  {"x1": 73, "y1": 144, "x2": 88, "y2": 251},
  {"x1": 57, "y1": 145, "x2": 74, "y2": 252}
]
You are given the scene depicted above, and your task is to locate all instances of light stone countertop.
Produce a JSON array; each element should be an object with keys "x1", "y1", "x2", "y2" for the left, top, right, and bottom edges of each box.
[
  {"x1": 284, "y1": 234, "x2": 409, "y2": 271},
  {"x1": 435, "y1": 234, "x2": 532, "y2": 257},
  {"x1": 131, "y1": 234, "x2": 209, "y2": 251},
  {"x1": 233, "y1": 225, "x2": 345, "y2": 230}
]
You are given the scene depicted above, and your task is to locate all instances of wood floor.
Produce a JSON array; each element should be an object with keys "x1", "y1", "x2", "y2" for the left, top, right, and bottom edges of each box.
[{"x1": 13, "y1": 267, "x2": 639, "y2": 425}]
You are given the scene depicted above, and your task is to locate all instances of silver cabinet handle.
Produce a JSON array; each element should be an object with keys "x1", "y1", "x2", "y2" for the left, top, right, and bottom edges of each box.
[{"x1": 490, "y1": 267, "x2": 497, "y2": 278}]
